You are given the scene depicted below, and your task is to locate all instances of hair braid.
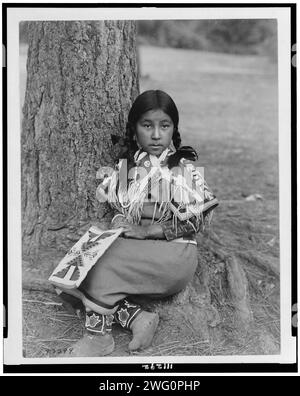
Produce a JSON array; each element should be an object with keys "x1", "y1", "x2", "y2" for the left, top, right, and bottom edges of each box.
[
  {"x1": 124, "y1": 122, "x2": 139, "y2": 168},
  {"x1": 167, "y1": 126, "x2": 198, "y2": 168},
  {"x1": 172, "y1": 126, "x2": 182, "y2": 150}
]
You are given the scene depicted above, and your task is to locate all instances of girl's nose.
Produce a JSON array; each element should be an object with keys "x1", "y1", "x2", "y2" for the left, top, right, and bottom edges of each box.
[{"x1": 152, "y1": 126, "x2": 160, "y2": 140}]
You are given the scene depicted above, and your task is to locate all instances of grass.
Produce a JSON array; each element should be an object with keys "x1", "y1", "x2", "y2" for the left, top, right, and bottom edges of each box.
[
  {"x1": 21, "y1": 44, "x2": 280, "y2": 358},
  {"x1": 22, "y1": 290, "x2": 84, "y2": 358}
]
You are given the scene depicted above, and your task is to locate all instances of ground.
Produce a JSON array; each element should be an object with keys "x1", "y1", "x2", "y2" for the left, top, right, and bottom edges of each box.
[{"x1": 21, "y1": 44, "x2": 280, "y2": 358}]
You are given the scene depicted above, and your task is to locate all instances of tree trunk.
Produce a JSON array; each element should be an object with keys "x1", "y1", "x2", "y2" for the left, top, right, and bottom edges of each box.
[{"x1": 21, "y1": 21, "x2": 139, "y2": 258}]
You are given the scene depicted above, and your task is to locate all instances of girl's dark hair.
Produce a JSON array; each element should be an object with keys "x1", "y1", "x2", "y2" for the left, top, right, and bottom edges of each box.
[{"x1": 116, "y1": 90, "x2": 197, "y2": 168}]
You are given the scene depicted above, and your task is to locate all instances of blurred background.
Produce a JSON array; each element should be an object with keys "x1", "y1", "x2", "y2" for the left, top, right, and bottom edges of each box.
[{"x1": 137, "y1": 19, "x2": 277, "y2": 56}]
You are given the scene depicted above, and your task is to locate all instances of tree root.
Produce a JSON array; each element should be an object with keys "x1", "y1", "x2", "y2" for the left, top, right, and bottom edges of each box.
[
  {"x1": 225, "y1": 255, "x2": 253, "y2": 329},
  {"x1": 237, "y1": 251, "x2": 279, "y2": 278},
  {"x1": 22, "y1": 275, "x2": 56, "y2": 294}
]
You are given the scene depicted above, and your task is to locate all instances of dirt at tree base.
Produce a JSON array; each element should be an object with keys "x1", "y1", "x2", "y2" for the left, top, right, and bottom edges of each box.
[{"x1": 22, "y1": 200, "x2": 280, "y2": 358}]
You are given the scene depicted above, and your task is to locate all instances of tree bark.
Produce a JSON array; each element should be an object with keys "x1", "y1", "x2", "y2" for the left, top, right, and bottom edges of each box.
[{"x1": 21, "y1": 21, "x2": 139, "y2": 257}]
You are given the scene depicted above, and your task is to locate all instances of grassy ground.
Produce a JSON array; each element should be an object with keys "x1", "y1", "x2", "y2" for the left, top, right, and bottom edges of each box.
[{"x1": 21, "y1": 44, "x2": 279, "y2": 358}]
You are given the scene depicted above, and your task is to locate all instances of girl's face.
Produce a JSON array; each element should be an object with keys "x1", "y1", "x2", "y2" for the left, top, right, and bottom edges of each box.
[{"x1": 135, "y1": 109, "x2": 174, "y2": 156}]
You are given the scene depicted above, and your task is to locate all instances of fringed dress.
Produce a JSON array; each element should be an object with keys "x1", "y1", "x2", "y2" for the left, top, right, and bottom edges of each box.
[{"x1": 64, "y1": 148, "x2": 218, "y2": 313}]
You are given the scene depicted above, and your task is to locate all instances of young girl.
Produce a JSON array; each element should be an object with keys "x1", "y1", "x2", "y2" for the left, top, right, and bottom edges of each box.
[{"x1": 62, "y1": 90, "x2": 218, "y2": 357}]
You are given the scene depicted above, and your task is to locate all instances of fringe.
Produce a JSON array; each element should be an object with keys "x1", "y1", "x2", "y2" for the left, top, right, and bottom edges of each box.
[
  {"x1": 155, "y1": 202, "x2": 171, "y2": 224},
  {"x1": 107, "y1": 171, "x2": 123, "y2": 213},
  {"x1": 105, "y1": 149, "x2": 217, "y2": 230}
]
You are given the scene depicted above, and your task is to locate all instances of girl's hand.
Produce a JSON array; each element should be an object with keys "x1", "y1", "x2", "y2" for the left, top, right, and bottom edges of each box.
[{"x1": 122, "y1": 225, "x2": 148, "y2": 240}]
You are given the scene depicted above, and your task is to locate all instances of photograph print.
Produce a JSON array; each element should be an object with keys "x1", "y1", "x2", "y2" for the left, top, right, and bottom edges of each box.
[{"x1": 4, "y1": 4, "x2": 296, "y2": 368}]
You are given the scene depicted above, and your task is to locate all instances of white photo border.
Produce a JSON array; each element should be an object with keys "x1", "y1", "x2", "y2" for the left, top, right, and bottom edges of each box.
[{"x1": 3, "y1": 3, "x2": 297, "y2": 370}]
